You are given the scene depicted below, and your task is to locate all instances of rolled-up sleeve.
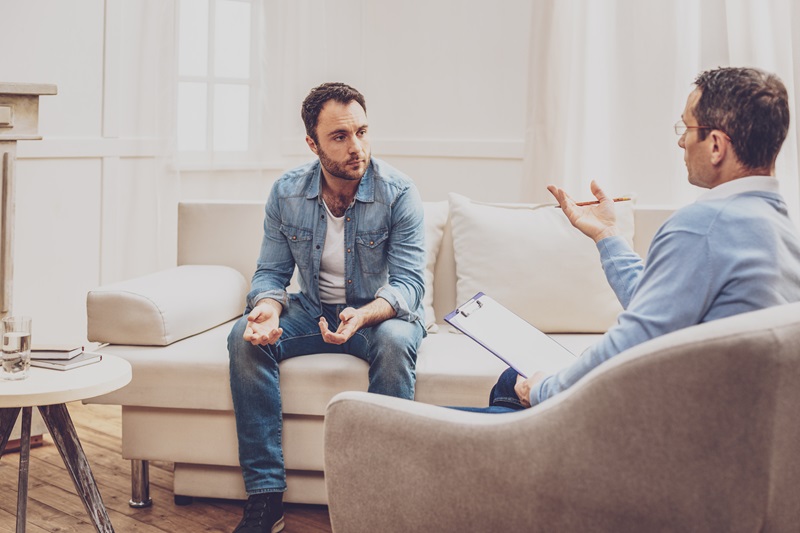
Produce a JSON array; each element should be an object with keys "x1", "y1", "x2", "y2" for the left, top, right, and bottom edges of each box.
[
  {"x1": 246, "y1": 191, "x2": 296, "y2": 311},
  {"x1": 375, "y1": 186, "x2": 426, "y2": 322}
]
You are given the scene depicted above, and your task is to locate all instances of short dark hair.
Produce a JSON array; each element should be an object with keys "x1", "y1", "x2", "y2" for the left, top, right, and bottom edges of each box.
[
  {"x1": 301, "y1": 82, "x2": 367, "y2": 143},
  {"x1": 693, "y1": 67, "x2": 790, "y2": 171}
]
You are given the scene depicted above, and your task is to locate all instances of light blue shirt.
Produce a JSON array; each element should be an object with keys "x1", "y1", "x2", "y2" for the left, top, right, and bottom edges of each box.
[
  {"x1": 532, "y1": 176, "x2": 800, "y2": 406},
  {"x1": 248, "y1": 157, "x2": 426, "y2": 324}
]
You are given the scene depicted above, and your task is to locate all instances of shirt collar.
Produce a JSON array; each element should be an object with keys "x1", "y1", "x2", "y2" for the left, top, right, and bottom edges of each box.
[
  {"x1": 306, "y1": 163, "x2": 322, "y2": 199},
  {"x1": 355, "y1": 161, "x2": 375, "y2": 202},
  {"x1": 696, "y1": 175, "x2": 780, "y2": 203}
]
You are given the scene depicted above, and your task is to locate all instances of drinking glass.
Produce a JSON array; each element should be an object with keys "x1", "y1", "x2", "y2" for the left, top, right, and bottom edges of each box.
[{"x1": 2, "y1": 316, "x2": 32, "y2": 380}]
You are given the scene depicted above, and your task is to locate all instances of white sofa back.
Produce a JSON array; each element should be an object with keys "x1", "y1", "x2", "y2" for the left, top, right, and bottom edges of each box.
[{"x1": 177, "y1": 201, "x2": 675, "y2": 325}]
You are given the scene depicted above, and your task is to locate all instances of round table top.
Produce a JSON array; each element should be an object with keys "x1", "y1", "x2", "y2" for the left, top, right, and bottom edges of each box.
[{"x1": 0, "y1": 354, "x2": 131, "y2": 407}]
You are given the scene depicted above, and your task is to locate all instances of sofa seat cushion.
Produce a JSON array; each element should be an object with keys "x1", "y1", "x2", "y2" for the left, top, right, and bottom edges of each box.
[
  {"x1": 415, "y1": 331, "x2": 599, "y2": 406},
  {"x1": 90, "y1": 322, "x2": 237, "y2": 410},
  {"x1": 89, "y1": 323, "x2": 601, "y2": 413}
]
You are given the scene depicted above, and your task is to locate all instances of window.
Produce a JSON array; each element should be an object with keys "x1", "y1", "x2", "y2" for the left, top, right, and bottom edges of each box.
[{"x1": 177, "y1": 0, "x2": 256, "y2": 163}]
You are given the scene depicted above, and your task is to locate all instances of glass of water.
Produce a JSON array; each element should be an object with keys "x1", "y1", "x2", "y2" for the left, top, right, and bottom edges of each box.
[{"x1": 2, "y1": 316, "x2": 32, "y2": 380}]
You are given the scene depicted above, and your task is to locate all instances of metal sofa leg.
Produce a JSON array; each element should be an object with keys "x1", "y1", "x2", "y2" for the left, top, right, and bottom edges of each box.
[{"x1": 129, "y1": 459, "x2": 153, "y2": 508}]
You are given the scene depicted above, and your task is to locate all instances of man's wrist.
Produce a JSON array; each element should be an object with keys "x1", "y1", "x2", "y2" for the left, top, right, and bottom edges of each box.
[
  {"x1": 256, "y1": 298, "x2": 283, "y2": 314},
  {"x1": 593, "y1": 226, "x2": 621, "y2": 243},
  {"x1": 355, "y1": 298, "x2": 395, "y2": 329}
]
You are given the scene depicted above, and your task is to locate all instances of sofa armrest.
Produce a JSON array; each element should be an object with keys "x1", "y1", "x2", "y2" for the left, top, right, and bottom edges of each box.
[{"x1": 87, "y1": 265, "x2": 247, "y2": 346}]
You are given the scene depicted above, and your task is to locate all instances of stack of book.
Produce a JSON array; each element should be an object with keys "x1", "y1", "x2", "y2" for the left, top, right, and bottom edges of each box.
[{"x1": 30, "y1": 344, "x2": 102, "y2": 371}]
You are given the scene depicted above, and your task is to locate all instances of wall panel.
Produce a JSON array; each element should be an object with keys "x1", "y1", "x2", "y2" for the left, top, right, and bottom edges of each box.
[
  {"x1": 13, "y1": 158, "x2": 102, "y2": 345},
  {"x1": 6, "y1": 0, "x2": 177, "y2": 345},
  {"x1": 0, "y1": 0, "x2": 104, "y2": 137},
  {"x1": 362, "y1": 0, "x2": 530, "y2": 141}
]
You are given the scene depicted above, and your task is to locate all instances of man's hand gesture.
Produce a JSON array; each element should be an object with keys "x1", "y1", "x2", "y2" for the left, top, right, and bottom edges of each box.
[
  {"x1": 548, "y1": 180, "x2": 620, "y2": 243},
  {"x1": 243, "y1": 300, "x2": 284, "y2": 345},
  {"x1": 318, "y1": 307, "x2": 363, "y2": 345}
]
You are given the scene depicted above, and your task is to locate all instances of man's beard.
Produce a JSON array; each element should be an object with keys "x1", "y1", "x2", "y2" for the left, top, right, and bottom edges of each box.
[{"x1": 317, "y1": 146, "x2": 369, "y2": 181}]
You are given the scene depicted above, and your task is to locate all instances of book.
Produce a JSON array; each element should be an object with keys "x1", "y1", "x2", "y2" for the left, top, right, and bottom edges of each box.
[
  {"x1": 30, "y1": 351, "x2": 102, "y2": 371},
  {"x1": 31, "y1": 344, "x2": 84, "y2": 360},
  {"x1": 445, "y1": 292, "x2": 577, "y2": 378}
]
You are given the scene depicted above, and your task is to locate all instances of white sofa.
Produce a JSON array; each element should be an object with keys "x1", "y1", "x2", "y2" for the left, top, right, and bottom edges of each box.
[{"x1": 84, "y1": 194, "x2": 674, "y2": 506}]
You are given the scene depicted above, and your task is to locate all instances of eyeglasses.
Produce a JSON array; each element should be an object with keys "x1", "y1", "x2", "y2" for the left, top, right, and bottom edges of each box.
[
  {"x1": 674, "y1": 120, "x2": 732, "y2": 140},
  {"x1": 674, "y1": 119, "x2": 714, "y2": 136}
]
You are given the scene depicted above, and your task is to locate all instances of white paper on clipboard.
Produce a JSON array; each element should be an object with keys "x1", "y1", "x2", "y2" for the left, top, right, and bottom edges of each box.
[{"x1": 445, "y1": 292, "x2": 577, "y2": 378}]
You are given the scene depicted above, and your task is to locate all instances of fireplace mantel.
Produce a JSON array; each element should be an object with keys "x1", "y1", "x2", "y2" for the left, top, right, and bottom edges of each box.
[{"x1": 0, "y1": 82, "x2": 57, "y2": 315}]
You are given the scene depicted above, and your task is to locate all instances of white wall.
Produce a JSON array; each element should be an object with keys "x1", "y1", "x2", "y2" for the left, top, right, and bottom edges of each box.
[
  {"x1": 2, "y1": 0, "x2": 178, "y2": 345},
  {"x1": 181, "y1": 0, "x2": 532, "y2": 203}
]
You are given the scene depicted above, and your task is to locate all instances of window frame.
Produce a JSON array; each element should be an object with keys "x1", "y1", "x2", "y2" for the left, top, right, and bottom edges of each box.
[{"x1": 175, "y1": 0, "x2": 260, "y2": 167}]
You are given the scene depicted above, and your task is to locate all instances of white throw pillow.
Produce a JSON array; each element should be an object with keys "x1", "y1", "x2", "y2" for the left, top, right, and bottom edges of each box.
[
  {"x1": 448, "y1": 193, "x2": 635, "y2": 333},
  {"x1": 422, "y1": 201, "x2": 449, "y2": 332}
]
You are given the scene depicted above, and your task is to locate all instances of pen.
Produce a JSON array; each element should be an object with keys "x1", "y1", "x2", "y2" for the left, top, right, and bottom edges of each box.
[{"x1": 554, "y1": 197, "x2": 631, "y2": 207}]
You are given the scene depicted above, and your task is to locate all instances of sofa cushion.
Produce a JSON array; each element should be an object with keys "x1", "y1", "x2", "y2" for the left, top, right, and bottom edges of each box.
[
  {"x1": 89, "y1": 323, "x2": 237, "y2": 409},
  {"x1": 448, "y1": 193, "x2": 635, "y2": 333},
  {"x1": 87, "y1": 265, "x2": 248, "y2": 346},
  {"x1": 89, "y1": 322, "x2": 600, "y2": 413},
  {"x1": 423, "y1": 201, "x2": 449, "y2": 332}
]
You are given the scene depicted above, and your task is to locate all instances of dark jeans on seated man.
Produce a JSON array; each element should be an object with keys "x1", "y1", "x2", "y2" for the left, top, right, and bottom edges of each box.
[{"x1": 450, "y1": 367, "x2": 526, "y2": 413}]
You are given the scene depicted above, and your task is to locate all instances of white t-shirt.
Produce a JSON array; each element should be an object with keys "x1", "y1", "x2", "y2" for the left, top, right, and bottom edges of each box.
[{"x1": 319, "y1": 200, "x2": 347, "y2": 304}]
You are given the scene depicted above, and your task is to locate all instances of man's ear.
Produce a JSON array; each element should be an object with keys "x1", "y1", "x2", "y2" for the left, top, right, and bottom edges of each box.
[
  {"x1": 709, "y1": 131, "x2": 729, "y2": 166},
  {"x1": 305, "y1": 135, "x2": 319, "y2": 155}
]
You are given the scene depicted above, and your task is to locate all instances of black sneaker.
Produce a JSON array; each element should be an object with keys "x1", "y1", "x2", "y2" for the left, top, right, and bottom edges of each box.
[{"x1": 233, "y1": 492, "x2": 285, "y2": 533}]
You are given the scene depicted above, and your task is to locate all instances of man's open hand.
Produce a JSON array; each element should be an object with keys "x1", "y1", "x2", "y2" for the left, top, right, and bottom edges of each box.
[
  {"x1": 319, "y1": 307, "x2": 363, "y2": 345},
  {"x1": 244, "y1": 301, "x2": 283, "y2": 345},
  {"x1": 548, "y1": 180, "x2": 620, "y2": 243}
]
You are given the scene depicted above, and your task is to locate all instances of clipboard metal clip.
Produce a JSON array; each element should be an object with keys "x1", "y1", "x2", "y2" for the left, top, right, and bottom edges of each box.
[{"x1": 459, "y1": 298, "x2": 483, "y2": 317}]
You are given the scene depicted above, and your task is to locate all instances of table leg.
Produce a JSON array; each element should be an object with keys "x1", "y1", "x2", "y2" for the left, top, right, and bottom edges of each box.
[
  {"x1": 16, "y1": 407, "x2": 31, "y2": 533},
  {"x1": 0, "y1": 406, "x2": 21, "y2": 456},
  {"x1": 38, "y1": 404, "x2": 114, "y2": 533}
]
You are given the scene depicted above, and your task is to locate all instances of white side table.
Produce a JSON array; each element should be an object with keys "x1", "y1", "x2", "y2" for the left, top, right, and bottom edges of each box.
[{"x1": 0, "y1": 354, "x2": 132, "y2": 532}]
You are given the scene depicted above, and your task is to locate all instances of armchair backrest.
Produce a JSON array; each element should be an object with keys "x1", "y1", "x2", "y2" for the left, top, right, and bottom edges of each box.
[
  {"x1": 522, "y1": 300, "x2": 800, "y2": 531},
  {"x1": 324, "y1": 302, "x2": 800, "y2": 531}
]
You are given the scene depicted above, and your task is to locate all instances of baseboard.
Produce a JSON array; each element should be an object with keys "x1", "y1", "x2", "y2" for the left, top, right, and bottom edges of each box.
[{"x1": 4, "y1": 434, "x2": 44, "y2": 453}]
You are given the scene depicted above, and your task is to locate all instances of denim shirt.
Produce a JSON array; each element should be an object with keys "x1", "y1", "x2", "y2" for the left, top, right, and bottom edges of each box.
[{"x1": 247, "y1": 157, "x2": 426, "y2": 325}]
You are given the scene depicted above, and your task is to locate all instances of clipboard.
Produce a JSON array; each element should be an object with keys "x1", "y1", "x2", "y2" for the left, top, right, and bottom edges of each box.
[{"x1": 445, "y1": 292, "x2": 577, "y2": 378}]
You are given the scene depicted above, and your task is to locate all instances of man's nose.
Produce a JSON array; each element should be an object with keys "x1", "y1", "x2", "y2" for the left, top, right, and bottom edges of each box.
[
  {"x1": 678, "y1": 134, "x2": 686, "y2": 149},
  {"x1": 348, "y1": 136, "x2": 363, "y2": 154}
]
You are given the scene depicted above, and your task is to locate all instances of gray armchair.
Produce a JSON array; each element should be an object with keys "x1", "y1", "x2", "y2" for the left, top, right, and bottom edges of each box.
[{"x1": 324, "y1": 302, "x2": 800, "y2": 532}]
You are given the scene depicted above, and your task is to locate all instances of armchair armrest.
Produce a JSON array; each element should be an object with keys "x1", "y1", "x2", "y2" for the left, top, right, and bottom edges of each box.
[
  {"x1": 87, "y1": 265, "x2": 247, "y2": 346},
  {"x1": 325, "y1": 391, "x2": 551, "y2": 532}
]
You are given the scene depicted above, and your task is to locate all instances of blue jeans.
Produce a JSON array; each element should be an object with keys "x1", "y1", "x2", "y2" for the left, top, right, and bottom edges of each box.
[
  {"x1": 450, "y1": 367, "x2": 526, "y2": 413},
  {"x1": 228, "y1": 297, "x2": 424, "y2": 494}
]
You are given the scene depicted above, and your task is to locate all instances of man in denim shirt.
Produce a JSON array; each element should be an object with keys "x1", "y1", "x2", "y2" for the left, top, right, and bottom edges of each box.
[{"x1": 229, "y1": 82, "x2": 426, "y2": 533}]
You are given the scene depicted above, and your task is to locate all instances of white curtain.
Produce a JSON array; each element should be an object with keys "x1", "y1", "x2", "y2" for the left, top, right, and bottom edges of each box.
[
  {"x1": 107, "y1": 0, "x2": 180, "y2": 281},
  {"x1": 523, "y1": 0, "x2": 800, "y2": 225}
]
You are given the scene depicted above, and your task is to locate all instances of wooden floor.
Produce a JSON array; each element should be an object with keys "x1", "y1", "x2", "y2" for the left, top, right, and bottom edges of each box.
[{"x1": 0, "y1": 402, "x2": 332, "y2": 532}]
